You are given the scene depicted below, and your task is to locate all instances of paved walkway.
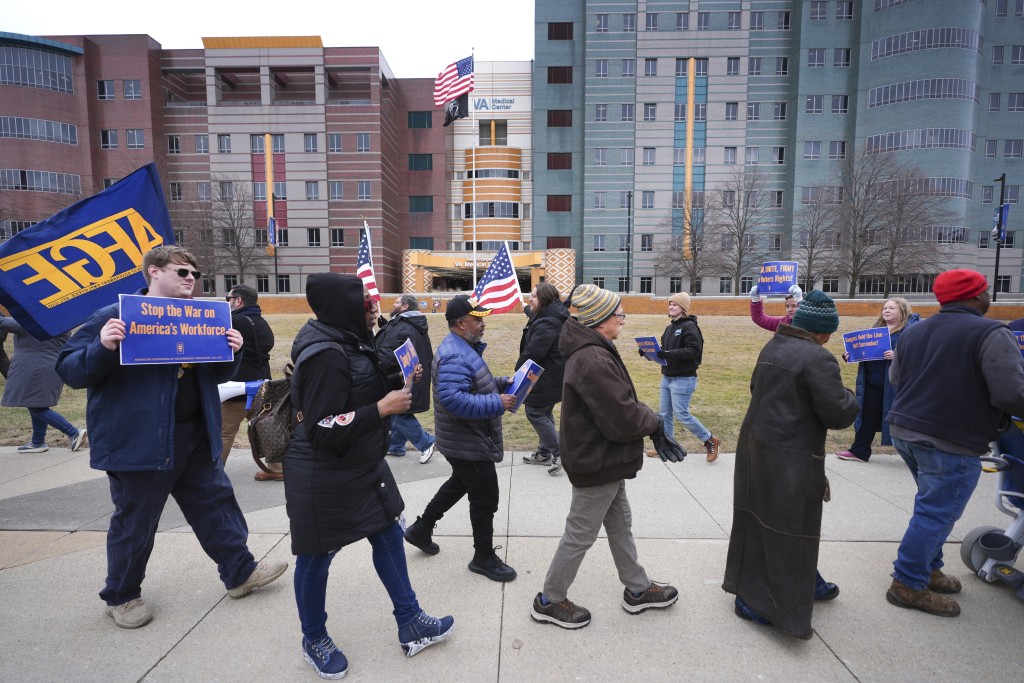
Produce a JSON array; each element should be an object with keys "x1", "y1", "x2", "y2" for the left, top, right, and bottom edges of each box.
[{"x1": 0, "y1": 445, "x2": 1020, "y2": 682}]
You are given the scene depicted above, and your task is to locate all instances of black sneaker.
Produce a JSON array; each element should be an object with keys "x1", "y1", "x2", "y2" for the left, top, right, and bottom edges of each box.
[
  {"x1": 622, "y1": 581, "x2": 679, "y2": 614},
  {"x1": 468, "y1": 550, "x2": 517, "y2": 582},
  {"x1": 531, "y1": 593, "x2": 591, "y2": 629},
  {"x1": 404, "y1": 517, "x2": 440, "y2": 555},
  {"x1": 522, "y1": 451, "x2": 552, "y2": 465}
]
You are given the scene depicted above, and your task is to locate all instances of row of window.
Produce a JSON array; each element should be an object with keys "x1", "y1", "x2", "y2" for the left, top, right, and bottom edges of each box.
[
  {"x1": 983, "y1": 139, "x2": 1024, "y2": 157},
  {"x1": 992, "y1": 45, "x2": 1024, "y2": 64},
  {"x1": 0, "y1": 169, "x2": 81, "y2": 194},
  {"x1": 868, "y1": 78, "x2": 979, "y2": 108},
  {"x1": 989, "y1": 93, "x2": 1024, "y2": 111},
  {"x1": 99, "y1": 129, "x2": 145, "y2": 150},
  {"x1": 166, "y1": 180, "x2": 376, "y2": 202},
  {"x1": 166, "y1": 132, "x2": 373, "y2": 155},
  {"x1": 991, "y1": 0, "x2": 1024, "y2": 16},
  {"x1": 0, "y1": 116, "x2": 77, "y2": 144},
  {"x1": 96, "y1": 79, "x2": 142, "y2": 100},
  {"x1": 580, "y1": 7, "x2": 853, "y2": 35},
  {"x1": 866, "y1": 129, "x2": 977, "y2": 154},
  {"x1": 0, "y1": 45, "x2": 74, "y2": 93},
  {"x1": 584, "y1": 56, "x2": 798, "y2": 82},
  {"x1": 871, "y1": 28, "x2": 983, "y2": 60}
]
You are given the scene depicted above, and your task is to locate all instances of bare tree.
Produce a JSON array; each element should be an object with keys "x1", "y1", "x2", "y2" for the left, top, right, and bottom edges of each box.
[
  {"x1": 712, "y1": 169, "x2": 772, "y2": 294},
  {"x1": 792, "y1": 190, "x2": 842, "y2": 291},
  {"x1": 652, "y1": 190, "x2": 726, "y2": 294}
]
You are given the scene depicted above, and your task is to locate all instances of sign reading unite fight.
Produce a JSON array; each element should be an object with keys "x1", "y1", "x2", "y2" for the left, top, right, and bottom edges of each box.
[
  {"x1": 842, "y1": 327, "x2": 892, "y2": 363},
  {"x1": 119, "y1": 294, "x2": 234, "y2": 365},
  {"x1": 758, "y1": 261, "x2": 798, "y2": 295},
  {"x1": 0, "y1": 164, "x2": 174, "y2": 340}
]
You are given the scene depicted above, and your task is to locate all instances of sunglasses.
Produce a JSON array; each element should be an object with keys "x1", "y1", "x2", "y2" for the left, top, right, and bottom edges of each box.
[
  {"x1": 225, "y1": 295, "x2": 238, "y2": 301},
  {"x1": 364, "y1": 298, "x2": 377, "y2": 313},
  {"x1": 167, "y1": 267, "x2": 201, "y2": 279}
]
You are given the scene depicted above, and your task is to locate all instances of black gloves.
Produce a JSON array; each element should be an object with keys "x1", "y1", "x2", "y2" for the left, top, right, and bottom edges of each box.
[
  {"x1": 655, "y1": 350, "x2": 667, "y2": 359},
  {"x1": 377, "y1": 315, "x2": 388, "y2": 329},
  {"x1": 638, "y1": 347, "x2": 646, "y2": 358},
  {"x1": 651, "y1": 418, "x2": 687, "y2": 463}
]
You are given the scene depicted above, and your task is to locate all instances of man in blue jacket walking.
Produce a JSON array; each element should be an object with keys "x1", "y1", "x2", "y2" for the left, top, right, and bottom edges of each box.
[
  {"x1": 57, "y1": 245, "x2": 287, "y2": 629},
  {"x1": 403, "y1": 295, "x2": 518, "y2": 582}
]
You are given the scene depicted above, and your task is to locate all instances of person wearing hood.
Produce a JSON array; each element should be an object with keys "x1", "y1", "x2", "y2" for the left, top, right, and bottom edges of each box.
[
  {"x1": 723, "y1": 290, "x2": 858, "y2": 639},
  {"x1": 284, "y1": 273, "x2": 453, "y2": 678},
  {"x1": 517, "y1": 282, "x2": 568, "y2": 475},
  {"x1": 646, "y1": 292, "x2": 720, "y2": 463},
  {"x1": 531, "y1": 285, "x2": 685, "y2": 630},
  {"x1": 376, "y1": 294, "x2": 436, "y2": 464}
]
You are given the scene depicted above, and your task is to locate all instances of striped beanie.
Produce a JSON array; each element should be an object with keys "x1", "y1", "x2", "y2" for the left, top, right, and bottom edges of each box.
[
  {"x1": 568, "y1": 284, "x2": 621, "y2": 327},
  {"x1": 791, "y1": 289, "x2": 839, "y2": 333}
]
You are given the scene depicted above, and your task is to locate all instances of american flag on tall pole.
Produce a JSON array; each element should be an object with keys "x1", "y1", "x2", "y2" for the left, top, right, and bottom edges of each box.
[
  {"x1": 472, "y1": 242, "x2": 522, "y2": 314},
  {"x1": 357, "y1": 221, "x2": 380, "y2": 301},
  {"x1": 434, "y1": 55, "x2": 474, "y2": 107}
]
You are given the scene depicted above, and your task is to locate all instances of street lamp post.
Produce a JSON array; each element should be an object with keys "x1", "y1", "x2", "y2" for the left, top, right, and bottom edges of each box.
[
  {"x1": 992, "y1": 173, "x2": 1006, "y2": 302},
  {"x1": 625, "y1": 191, "x2": 633, "y2": 293}
]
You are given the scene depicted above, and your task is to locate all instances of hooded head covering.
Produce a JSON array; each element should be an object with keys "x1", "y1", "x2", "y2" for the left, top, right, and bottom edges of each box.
[{"x1": 306, "y1": 273, "x2": 370, "y2": 340}]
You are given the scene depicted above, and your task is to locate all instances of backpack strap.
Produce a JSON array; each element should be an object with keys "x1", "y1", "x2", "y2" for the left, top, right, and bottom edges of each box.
[{"x1": 289, "y1": 341, "x2": 345, "y2": 422}]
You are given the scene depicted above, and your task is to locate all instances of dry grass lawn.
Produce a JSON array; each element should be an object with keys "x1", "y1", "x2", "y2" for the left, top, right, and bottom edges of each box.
[{"x1": 0, "y1": 312, "x2": 881, "y2": 455}]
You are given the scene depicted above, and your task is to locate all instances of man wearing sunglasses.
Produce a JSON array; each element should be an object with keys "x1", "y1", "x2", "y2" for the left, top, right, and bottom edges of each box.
[{"x1": 57, "y1": 245, "x2": 287, "y2": 630}]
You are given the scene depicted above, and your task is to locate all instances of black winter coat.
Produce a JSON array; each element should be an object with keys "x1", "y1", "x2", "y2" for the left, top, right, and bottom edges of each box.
[
  {"x1": 515, "y1": 301, "x2": 568, "y2": 408},
  {"x1": 660, "y1": 315, "x2": 703, "y2": 377},
  {"x1": 230, "y1": 305, "x2": 274, "y2": 383},
  {"x1": 376, "y1": 311, "x2": 433, "y2": 414},
  {"x1": 283, "y1": 274, "x2": 405, "y2": 556}
]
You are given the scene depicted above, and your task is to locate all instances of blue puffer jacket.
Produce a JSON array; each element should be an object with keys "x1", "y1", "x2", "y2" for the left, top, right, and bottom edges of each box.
[
  {"x1": 56, "y1": 290, "x2": 241, "y2": 471},
  {"x1": 853, "y1": 313, "x2": 920, "y2": 445},
  {"x1": 432, "y1": 331, "x2": 507, "y2": 462}
]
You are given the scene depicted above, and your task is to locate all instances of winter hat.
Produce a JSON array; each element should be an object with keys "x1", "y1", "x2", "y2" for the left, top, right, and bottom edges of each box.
[
  {"x1": 669, "y1": 292, "x2": 691, "y2": 316},
  {"x1": 933, "y1": 269, "x2": 988, "y2": 305},
  {"x1": 445, "y1": 294, "x2": 491, "y2": 322},
  {"x1": 791, "y1": 289, "x2": 839, "y2": 334},
  {"x1": 568, "y1": 284, "x2": 621, "y2": 327}
]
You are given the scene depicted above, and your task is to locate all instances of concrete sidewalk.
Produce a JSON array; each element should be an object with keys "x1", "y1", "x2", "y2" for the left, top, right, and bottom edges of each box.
[{"x1": 0, "y1": 445, "x2": 1020, "y2": 682}]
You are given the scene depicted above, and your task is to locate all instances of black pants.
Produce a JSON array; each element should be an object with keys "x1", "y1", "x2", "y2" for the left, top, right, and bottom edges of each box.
[
  {"x1": 850, "y1": 384, "x2": 884, "y2": 461},
  {"x1": 420, "y1": 456, "x2": 499, "y2": 556}
]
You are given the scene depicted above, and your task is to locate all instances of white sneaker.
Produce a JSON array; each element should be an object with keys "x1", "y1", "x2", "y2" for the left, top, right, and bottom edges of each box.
[
  {"x1": 70, "y1": 428, "x2": 88, "y2": 452},
  {"x1": 420, "y1": 443, "x2": 435, "y2": 464},
  {"x1": 106, "y1": 597, "x2": 153, "y2": 629}
]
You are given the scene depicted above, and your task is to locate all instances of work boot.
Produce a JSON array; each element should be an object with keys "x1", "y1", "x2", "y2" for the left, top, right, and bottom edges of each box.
[
  {"x1": 404, "y1": 516, "x2": 440, "y2": 555},
  {"x1": 885, "y1": 578, "x2": 960, "y2": 617},
  {"x1": 928, "y1": 569, "x2": 962, "y2": 594},
  {"x1": 704, "y1": 436, "x2": 720, "y2": 463}
]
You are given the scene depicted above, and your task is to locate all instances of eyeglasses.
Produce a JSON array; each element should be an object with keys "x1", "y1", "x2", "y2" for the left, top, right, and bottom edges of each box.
[
  {"x1": 167, "y1": 267, "x2": 201, "y2": 279},
  {"x1": 225, "y1": 295, "x2": 238, "y2": 302},
  {"x1": 613, "y1": 312, "x2": 627, "y2": 321}
]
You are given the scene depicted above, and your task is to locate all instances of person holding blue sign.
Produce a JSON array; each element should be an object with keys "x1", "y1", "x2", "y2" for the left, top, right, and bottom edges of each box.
[
  {"x1": 748, "y1": 284, "x2": 803, "y2": 332},
  {"x1": 836, "y1": 298, "x2": 919, "y2": 463},
  {"x1": 56, "y1": 245, "x2": 287, "y2": 630}
]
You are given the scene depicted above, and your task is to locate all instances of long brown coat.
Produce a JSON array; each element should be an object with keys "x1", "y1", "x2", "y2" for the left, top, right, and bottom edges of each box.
[{"x1": 723, "y1": 324, "x2": 858, "y2": 639}]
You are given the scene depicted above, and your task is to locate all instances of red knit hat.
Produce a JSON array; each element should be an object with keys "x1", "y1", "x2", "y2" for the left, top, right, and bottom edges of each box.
[{"x1": 932, "y1": 269, "x2": 988, "y2": 305}]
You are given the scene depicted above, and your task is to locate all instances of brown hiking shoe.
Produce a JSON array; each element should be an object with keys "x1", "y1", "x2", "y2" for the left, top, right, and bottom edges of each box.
[
  {"x1": 704, "y1": 436, "x2": 720, "y2": 463},
  {"x1": 928, "y1": 569, "x2": 962, "y2": 594},
  {"x1": 886, "y1": 578, "x2": 960, "y2": 617}
]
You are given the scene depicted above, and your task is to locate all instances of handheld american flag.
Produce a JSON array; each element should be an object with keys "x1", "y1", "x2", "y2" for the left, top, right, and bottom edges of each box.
[
  {"x1": 434, "y1": 56, "x2": 474, "y2": 107},
  {"x1": 357, "y1": 222, "x2": 381, "y2": 301},
  {"x1": 472, "y1": 242, "x2": 522, "y2": 314}
]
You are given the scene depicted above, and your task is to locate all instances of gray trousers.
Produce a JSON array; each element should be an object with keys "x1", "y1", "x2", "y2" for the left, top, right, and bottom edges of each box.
[{"x1": 543, "y1": 479, "x2": 650, "y2": 602}]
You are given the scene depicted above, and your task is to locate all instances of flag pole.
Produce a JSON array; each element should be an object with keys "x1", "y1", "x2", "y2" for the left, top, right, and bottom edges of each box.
[{"x1": 471, "y1": 48, "x2": 478, "y2": 291}]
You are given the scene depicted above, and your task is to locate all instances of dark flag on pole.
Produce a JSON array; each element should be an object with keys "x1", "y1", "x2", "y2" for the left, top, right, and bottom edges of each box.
[{"x1": 443, "y1": 93, "x2": 469, "y2": 127}]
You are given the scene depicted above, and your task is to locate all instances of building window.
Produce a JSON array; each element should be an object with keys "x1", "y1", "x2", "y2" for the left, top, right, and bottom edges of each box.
[
  {"x1": 694, "y1": 103, "x2": 707, "y2": 121},
  {"x1": 675, "y1": 103, "x2": 686, "y2": 121},
  {"x1": 356, "y1": 133, "x2": 370, "y2": 153},
  {"x1": 835, "y1": 48, "x2": 852, "y2": 67},
  {"x1": 256, "y1": 275, "x2": 269, "y2": 293},
  {"x1": 747, "y1": 102, "x2": 761, "y2": 120},
  {"x1": 620, "y1": 148, "x2": 634, "y2": 166},
  {"x1": 1005, "y1": 232, "x2": 1017, "y2": 248},
  {"x1": 727, "y1": 57, "x2": 740, "y2": 76},
  {"x1": 641, "y1": 234, "x2": 653, "y2": 252},
  {"x1": 276, "y1": 229, "x2": 288, "y2": 247},
  {"x1": 167, "y1": 135, "x2": 181, "y2": 155},
  {"x1": 223, "y1": 275, "x2": 238, "y2": 291},
  {"x1": 837, "y1": 1, "x2": 853, "y2": 19},
  {"x1": 547, "y1": 152, "x2": 572, "y2": 170},
  {"x1": 126, "y1": 129, "x2": 144, "y2": 149},
  {"x1": 325, "y1": 133, "x2": 340, "y2": 153},
  {"x1": 618, "y1": 276, "x2": 630, "y2": 292},
  {"x1": 728, "y1": 11, "x2": 741, "y2": 29},
  {"x1": 548, "y1": 195, "x2": 572, "y2": 212},
  {"x1": 619, "y1": 234, "x2": 630, "y2": 252},
  {"x1": 409, "y1": 236, "x2": 434, "y2": 250},
  {"x1": 746, "y1": 147, "x2": 759, "y2": 165},
  {"x1": 986, "y1": 140, "x2": 998, "y2": 158},
  {"x1": 776, "y1": 57, "x2": 789, "y2": 75},
  {"x1": 749, "y1": 57, "x2": 762, "y2": 75},
  {"x1": 772, "y1": 190, "x2": 784, "y2": 208},
  {"x1": 305, "y1": 181, "x2": 319, "y2": 200},
  {"x1": 720, "y1": 277, "x2": 733, "y2": 294},
  {"x1": 768, "y1": 234, "x2": 783, "y2": 252},
  {"x1": 303, "y1": 228, "x2": 319, "y2": 247},
  {"x1": 808, "y1": 48, "x2": 825, "y2": 67},
  {"x1": 548, "y1": 22, "x2": 573, "y2": 39},
  {"x1": 772, "y1": 147, "x2": 786, "y2": 165},
  {"x1": 773, "y1": 102, "x2": 788, "y2": 120},
  {"x1": 677, "y1": 12, "x2": 689, "y2": 30},
  {"x1": 97, "y1": 80, "x2": 115, "y2": 100},
  {"x1": 724, "y1": 147, "x2": 737, "y2": 165},
  {"x1": 832, "y1": 95, "x2": 849, "y2": 113},
  {"x1": 645, "y1": 58, "x2": 658, "y2": 77},
  {"x1": 218, "y1": 134, "x2": 231, "y2": 153},
  {"x1": 409, "y1": 196, "x2": 433, "y2": 212},
  {"x1": 1007, "y1": 140, "x2": 1024, "y2": 158},
  {"x1": 751, "y1": 11, "x2": 764, "y2": 30},
  {"x1": 250, "y1": 134, "x2": 265, "y2": 154},
  {"x1": 254, "y1": 229, "x2": 268, "y2": 247},
  {"x1": 277, "y1": 275, "x2": 290, "y2": 293},
  {"x1": 997, "y1": 0, "x2": 1009, "y2": 16},
  {"x1": 811, "y1": 1, "x2": 828, "y2": 20},
  {"x1": 621, "y1": 59, "x2": 634, "y2": 77},
  {"x1": 996, "y1": 275, "x2": 1012, "y2": 293},
  {"x1": 643, "y1": 103, "x2": 656, "y2": 121},
  {"x1": 594, "y1": 147, "x2": 607, "y2": 166},
  {"x1": 100, "y1": 129, "x2": 118, "y2": 149},
  {"x1": 408, "y1": 111, "x2": 432, "y2": 128},
  {"x1": 547, "y1": 66, "x2": 573, "y2": 84},
  {"x1": 547, "y1": 110, "x2": 572, "y2": 127},
  {"x1": 697, "y1": 11, "x2": 710, "y2": 30},
  {"x1": 329, "y1": 180, "x2": 343, "y2": 200},
  {"x1": 695, "y1": 59, "x2": 708, "y2": 76},
  {"x1": 990, "y1": 93, "x2": 1002, "y2": 112},
  {"x1": 548, "y1": 236, "x2": 571, "y2": 249},
  {"x1": 670, "y1": 277, "x2": 683, "y2": 293},
  {"x1": 198, "y1": 182, "x2": 211, "y2": 201},
  {"x1": 169, "y1": 182, "x2": 182, "y2": 201},
  {"x1": 593, "y1": 277, "x2": 605, "y2": 288},
  {"x1": 829, "y1": 141, "x2": 847, "y2": 159},
  {"x1": 807, "y1": 95, "x2": 824, "y2": 113},
  {"x1": 693, "y1": 147, "x2": 706, "y2": 165},
  {"x1": 805, "y1": 141, "x2": 822, "y2": 159},
  {"x1": 621, "y1": 104, "x2": 634, "y2": 122},
  {"x1": 219, "y1": 181, "x2": 234, "y2": 200},
  {"x1": 725, "y1": 102, "x2": 738, "y2": 121},
  {"x1": 778, "y1": 11, "x2": 791, "y2": 30},
  {"x1": 623, "y1": 13, "x2": 636, "y2": 32},
  {"x1": 1009, "y1": 93, "x2": 1024, "y2": 111},
  {"x1": 195, "y1": 134, "x2": 208, "y2": 154},
  {"x1": 645, "y1": 12, "x2": 658, "y2": 31},
  {"x1": 594, "y1": 192, "x2": 606, "y2": 209},
  {"x1": 1014, "y1": 46, "x2": 1024, "y2": 64},
  {"x1": 641, "y1": 191, "x2": 655, "y2": 209},
  {"x1": 409, "y1": 154, "x2": 433, "y2": 170},
  {"x1": 123, "y1": 79, "x2": 141, "y2": 100},
  {"x1": 357, "y1": 181, "x2": 371, "y2": 200},
  {"x1": 639, "y1": 276, "x2": 652, "y2": 294},
  {"x1": 642, "y1": 147, "x2": 656, "y2": 166},
  {"x1": 596, "y1": 14, "x2": 609, "y2": 32},
  {"x1": 593, "y1": 234, "x2": 606, "y2": 251},
  {"x1": 822, "y1": 276, "x2": 839, "y2": 292},
  {"x1": 595, "y1": 59, "x2": 608, "y2": 78},
  {"x1": 595, "y1": 104, "x2": 607, "y2": 122}
]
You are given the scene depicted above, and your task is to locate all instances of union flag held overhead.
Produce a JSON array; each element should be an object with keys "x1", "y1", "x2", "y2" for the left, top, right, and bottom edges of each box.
[
  {"x1": 434, "y1": 55, "x2": 474, "y2": 107},
  {"x1": 472, "y1": 241, "x2": 522, "y2": 314}
]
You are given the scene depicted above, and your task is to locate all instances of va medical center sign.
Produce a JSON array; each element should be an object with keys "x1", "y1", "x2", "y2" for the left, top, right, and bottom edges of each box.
[
  {"x1": 0, "y1": 164, "x2": 174, "y2": 339},
  {"x1": 473, "y1": 97, "x2": 525, "y2": 112}
]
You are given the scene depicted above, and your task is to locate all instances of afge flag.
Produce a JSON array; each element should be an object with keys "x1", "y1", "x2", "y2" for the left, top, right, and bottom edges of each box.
[{"x1": 0, "y1": 164, "x2": 173, "y2": 340}]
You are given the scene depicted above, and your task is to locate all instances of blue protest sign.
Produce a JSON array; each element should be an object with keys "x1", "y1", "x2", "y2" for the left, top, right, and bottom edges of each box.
[
  {"x1": 842, "y1": 328, "x2": 892, "y2": 363},
  {"x1": 635, "y1": 336, "x2": 668, "y2": 365},
  {"x1": 757, "y1": 261, "x2": 799, "y2": 295},
  {"x1": 0, "y1": 164, "x2": 173, "y2": 340},
  {"x1": 119, "y1": 294, "x2": 233, "y2": 364},
  {"x1": 1015, "y1": 331, "x2": 1024, "y2": 358},
  {"x1": 394, "y1": 337, "x2": 419, "y2": 385},
  {"x1": 504, "y1": 359, "x2": 544, "y2": 413}
]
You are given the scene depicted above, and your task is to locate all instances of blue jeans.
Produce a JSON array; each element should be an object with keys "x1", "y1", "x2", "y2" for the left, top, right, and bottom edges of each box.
[
  {"x1": 294, "y1": 522, "x2": 420, "y2": 642},
  {"x1": 659, "y1": 375, "x2": 711, "y2": 443},
  {"x1": 388, "y1": 414, "x2": 434, "y2": 456},
  {"x1": 524, "y1": 403, "x2": 559, "y2": 457},
  {"x1": 891, "y1": 437, "x2": 982, "y2": 590},
  {"x1": 27, "y1": 406, "x2": 77, "y2": 445}
]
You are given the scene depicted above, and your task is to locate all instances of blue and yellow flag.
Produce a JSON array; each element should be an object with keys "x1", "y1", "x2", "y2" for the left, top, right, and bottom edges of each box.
[{"x1": 0, "y1": 163, "x2": 174, "y2": 340}]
